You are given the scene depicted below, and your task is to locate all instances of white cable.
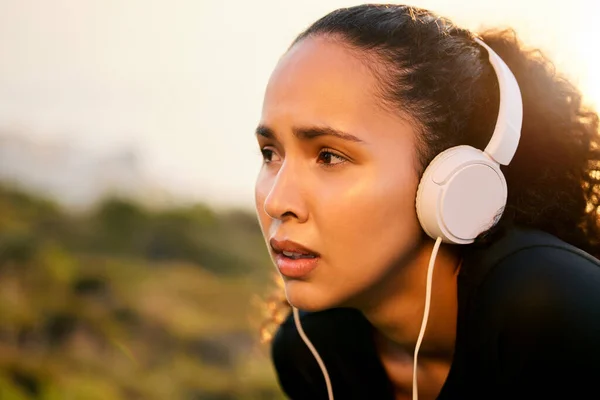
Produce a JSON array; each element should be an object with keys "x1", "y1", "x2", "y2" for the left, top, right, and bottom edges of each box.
[
  {"x1": 412, "y1": 236, "x2": 443, "y2": 400},
  {"x1": 293, "y1": 306, "x2": 334, "y2": 400}
]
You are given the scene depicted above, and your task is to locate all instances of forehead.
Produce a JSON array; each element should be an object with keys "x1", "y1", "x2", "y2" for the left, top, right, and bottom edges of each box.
[{"x1": 262, "y1": 36, "x2": 384, "y2": 125}]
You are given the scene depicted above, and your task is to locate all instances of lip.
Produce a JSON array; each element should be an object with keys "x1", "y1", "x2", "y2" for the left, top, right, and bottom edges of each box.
[{"x1": 269, "y1": 238, "x2": 321, "y2": 279}]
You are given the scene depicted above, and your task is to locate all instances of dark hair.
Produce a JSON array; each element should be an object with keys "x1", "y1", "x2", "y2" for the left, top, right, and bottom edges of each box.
[{"x1": 259, "y1": 4, "x2": 600, "y2": 341}]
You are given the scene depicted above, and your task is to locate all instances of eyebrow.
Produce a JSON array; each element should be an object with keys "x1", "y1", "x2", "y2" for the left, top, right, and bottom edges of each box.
[{"x1": 255, "y1": 124, "x2": 365, "y2": 143}]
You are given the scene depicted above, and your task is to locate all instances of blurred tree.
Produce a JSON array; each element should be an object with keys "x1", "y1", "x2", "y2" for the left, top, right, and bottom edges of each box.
[
  {"x1": 92, "y1": 197, "x2": 149, "y2": 253},
  {"x1": 0, "y1": 184, "x2": 283, "y2": 400}
]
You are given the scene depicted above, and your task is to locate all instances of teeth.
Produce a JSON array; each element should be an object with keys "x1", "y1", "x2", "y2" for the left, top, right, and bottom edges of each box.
[{"x1": 282, "y1": 250, "x2": 315, "y2": 259}]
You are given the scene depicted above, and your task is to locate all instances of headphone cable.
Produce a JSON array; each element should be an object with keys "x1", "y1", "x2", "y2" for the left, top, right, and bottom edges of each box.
[{"x1": 413, "y1": 236, "x2": 443, "y2": 400}]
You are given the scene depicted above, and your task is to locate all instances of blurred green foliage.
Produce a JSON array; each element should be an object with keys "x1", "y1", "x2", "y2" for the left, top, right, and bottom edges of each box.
[{"x1": 0, "y1": 185, "x2": 283, "y2": 399}]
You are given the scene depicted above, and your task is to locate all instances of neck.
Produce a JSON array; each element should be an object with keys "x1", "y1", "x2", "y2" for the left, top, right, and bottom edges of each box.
[{"x1": 358, "y1": 239, "x2": 461, "y2": 358}]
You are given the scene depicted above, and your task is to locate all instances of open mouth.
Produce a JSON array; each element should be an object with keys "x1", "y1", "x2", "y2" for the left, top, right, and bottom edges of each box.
[
  {"x1": 269, "y1": 238, "x2": 320, "y2": 258},
  {"x1": 281, "y1": 251, "x2": 317, "y2": 260},
  {"x1": 269, "y1": 238, "x2": 321, "y2": 278}
]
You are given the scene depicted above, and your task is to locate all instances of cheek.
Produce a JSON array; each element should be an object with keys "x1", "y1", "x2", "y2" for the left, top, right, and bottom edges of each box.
[
  {"x1": 318, "y1": 162, "x2": 419, "y2": 230},
  {"x1": 317, "y1": 164, "x2": 421, "y2": 279}
]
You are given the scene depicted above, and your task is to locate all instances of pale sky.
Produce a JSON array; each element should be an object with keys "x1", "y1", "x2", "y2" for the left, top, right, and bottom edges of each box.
[{"x1": 0, "y1": 0, "x2": 598, "y2": 209}]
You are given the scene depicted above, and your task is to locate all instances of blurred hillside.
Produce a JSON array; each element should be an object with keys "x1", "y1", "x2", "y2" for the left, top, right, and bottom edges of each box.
[
  {"x1": 0, "y1": 132, "x2": 177, "y2": 211},
  {"x1": 0, "y1": 183, "x2": 284, "y2": 400}
]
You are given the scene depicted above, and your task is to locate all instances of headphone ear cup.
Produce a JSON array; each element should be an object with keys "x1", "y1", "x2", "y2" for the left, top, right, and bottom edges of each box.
[{"x1": 416, "y1": 146, "x2": 508, "y2": 244}]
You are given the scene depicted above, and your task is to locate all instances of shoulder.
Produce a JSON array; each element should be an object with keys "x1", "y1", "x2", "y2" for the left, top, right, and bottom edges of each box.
[
  {"x1": 272, "y1": 307, "x2": 369, "y2": 355},
  {"x1": 271, "y1": 308, "x2": 375, "y2": 399},
  {"x1": 465, "y1": 229, "x2": 600, "y2": 395},
  {"x1": 474, "y1": 229, "x2": 600, "y2": 321}
]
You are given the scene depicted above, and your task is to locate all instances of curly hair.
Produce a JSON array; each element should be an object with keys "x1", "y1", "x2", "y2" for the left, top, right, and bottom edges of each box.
[{"x1": 259, "y1": 4, "x2": 600, "y2": 343}]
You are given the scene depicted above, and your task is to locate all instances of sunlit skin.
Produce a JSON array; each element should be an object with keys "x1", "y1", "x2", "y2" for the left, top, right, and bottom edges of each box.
[{"x1": 255, "y1": 36, "x2": 462, "y2": 398}]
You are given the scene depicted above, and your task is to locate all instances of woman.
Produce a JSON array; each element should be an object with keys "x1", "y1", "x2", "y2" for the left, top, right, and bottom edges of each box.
[{"x1": 254, "y1": 4, "x2": 600, "y2": 399}]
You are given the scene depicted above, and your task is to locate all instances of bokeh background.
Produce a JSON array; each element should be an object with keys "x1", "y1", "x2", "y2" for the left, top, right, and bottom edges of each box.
[{"x1": 0, "y1": 0, "x2": 598, "y2": 399}]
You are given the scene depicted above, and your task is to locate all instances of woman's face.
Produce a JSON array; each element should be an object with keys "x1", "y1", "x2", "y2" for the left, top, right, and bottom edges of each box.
[{"x1": 255, "y1": 36, "x2": 424, "y2": 311}]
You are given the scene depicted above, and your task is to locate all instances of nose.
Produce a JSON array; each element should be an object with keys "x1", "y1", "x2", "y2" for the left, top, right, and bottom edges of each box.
[{"x1": 262, "y1": 162, "x2": 308, "y2": 223}]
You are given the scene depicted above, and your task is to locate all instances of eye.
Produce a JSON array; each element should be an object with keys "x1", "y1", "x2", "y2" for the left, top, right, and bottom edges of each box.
[
  {"x1": 317, "y1": 149, "x2": 348, "y2": 167},
  {"x1": 261, "y1": 147, "x2": 282, "y2": 164}
]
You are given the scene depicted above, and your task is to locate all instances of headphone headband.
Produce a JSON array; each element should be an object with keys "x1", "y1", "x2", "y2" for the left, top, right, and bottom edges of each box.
[{"x1": 474, "y1": 38, "x2": 523, "y2": 165}]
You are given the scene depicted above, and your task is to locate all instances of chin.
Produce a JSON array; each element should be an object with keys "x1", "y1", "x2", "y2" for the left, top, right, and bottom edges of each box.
[
  {"x1": 285, "y1": 280, "x2": 337, "y2": 312},
  {"x1": 283, "y1": 279, "x2": 341, "y2": 312}
]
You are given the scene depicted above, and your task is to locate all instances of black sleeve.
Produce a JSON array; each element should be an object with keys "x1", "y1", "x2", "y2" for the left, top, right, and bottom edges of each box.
[
  {"x1": 473, "y1": 246, "x2": 600, "y2": 399},
  {"x1": 271, "y1": 312, "x2": 329, "y2": 400},
  {"x1": 270, "y1": 308, "x2": 394, "y2": 400}
]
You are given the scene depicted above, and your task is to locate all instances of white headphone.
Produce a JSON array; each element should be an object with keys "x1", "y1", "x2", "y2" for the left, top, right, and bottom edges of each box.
[{"x1": 416, "y1": 38, "x2": 523, "y2": 245}]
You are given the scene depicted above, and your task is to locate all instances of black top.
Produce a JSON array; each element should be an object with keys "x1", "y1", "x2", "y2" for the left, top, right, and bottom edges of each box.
[{"x1": 271, "y1": 228, "x2": 600, "y2": 399}]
